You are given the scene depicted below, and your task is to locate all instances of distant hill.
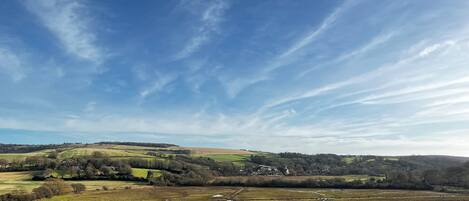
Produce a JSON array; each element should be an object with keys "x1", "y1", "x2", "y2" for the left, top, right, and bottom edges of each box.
[{"x1": 2, "y1": 141, "x2": 469, "y2": 193}]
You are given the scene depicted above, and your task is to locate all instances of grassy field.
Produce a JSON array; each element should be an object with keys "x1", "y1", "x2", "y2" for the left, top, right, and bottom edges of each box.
[
  {"x1": 198, "y1": 154, "x2": 251, "y2": 164},
  {"x1": 0, "y1": 150, "x2": 51, "y2": 161},
  {"x1": 0, "y1": 144, "x2": 255, "y2": 163},
  {"x1": 183, "y1": 147, "x2": 254, "y2": 155},
  {"x1": 0, "y1": 172, "x2": 42, "y2": 194},
  {"x1": 45, "y1": 186, "x2": 469, "y2": 201},
  {"x1": 132, "y1": 168, "x2": 161, "y2": 179},
  {"x1": 58, "y1": 148, "x2": 149, "y2": 158},
  {"x1": 0, "y1": 171, "x2": 145, "y2": 194}
]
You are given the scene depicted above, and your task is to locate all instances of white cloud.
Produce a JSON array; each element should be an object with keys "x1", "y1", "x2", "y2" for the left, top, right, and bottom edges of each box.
[
  {"x1": 0, "y1": 47, "x2": 25, "y2": 81},
  {"x1": 24, "y1": 0, "x2": 104, "y2": 63},
  {"x1": 175, "y1": 0, "x2": 229, "y2": 59},
  {"x1": 140, "y1": 72, "x2": 178, "y2": 99},
  {"x1": 299, "y1": 31, "x2": 397, "y2": 77},
  {"x1": 262, "y1": 37, "x2": 469, "y2": 110},
  {"x1": 218, "y1": 2, "x2": 355, "y2": 97},
  {"x1": 418, "y1": 40, "x2": 456, "y2": 57},
  {"x1": 279, "y1": 2, "x2": 351, "y2": 59},
  {"x1": 220, "y1": 75, "x2": 269, "y2": 98},
  {"x1": 84, "y1": 101, "x2": 97, "y2": 112}
]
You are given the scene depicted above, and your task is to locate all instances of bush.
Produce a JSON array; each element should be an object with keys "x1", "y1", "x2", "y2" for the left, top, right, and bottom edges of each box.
[
  {"x1": 42, "y1": 178, "x2": 72, "y2": 195},
  {"x1": 71, "y1": 183, "x2": 86, "y2": 193},
  {"x1": 33, "y1": 186, "x2": 53, "y2": 199}
]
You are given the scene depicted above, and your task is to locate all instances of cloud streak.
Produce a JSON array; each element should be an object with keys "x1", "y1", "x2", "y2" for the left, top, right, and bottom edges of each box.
[
  {"x1": 175, "y1": 0, "x2": 229, "y2": 59},
  {"x1": 140, "y1": 72, "x2": 178, "y2": 99},
  {"x1": 279, "y1": 2, "x2": 350, "y2": 59},
  {"x1": 24, "y1": 0, "x2": 104, "y2": 63},
  {"x1": 0, "y1": 46, "x2": 25, "y2": 82}
]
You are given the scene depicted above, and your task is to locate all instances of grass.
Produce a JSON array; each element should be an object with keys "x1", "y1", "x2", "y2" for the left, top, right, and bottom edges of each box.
[
  {"x1": 0, "y1": 171, "x2": 145, "y2": 195},
  {"x1": 183, "y1": 147, "x2": 254, "y2": 155},
  {"x1": 58, "y1": 148, "x2": 148, "y2": 159},
  {"x1": 45, "y1": 187, "x2": 469, "y2": 201},
  {"x1": 199, "y1": 154, "x2": 250, "y2": 163},
  {"x1": 0, "y1": 172, "x2": 42, "y2": 194},
  {"x1": 131, "y1": 168, "x2": 161, "y2": 179},
  {"x1": 71, "y1": 180, "x2": 145, "y2": 191},
  {"x1": 0, "y1": 149, "x2": 51, "y2": 162}
]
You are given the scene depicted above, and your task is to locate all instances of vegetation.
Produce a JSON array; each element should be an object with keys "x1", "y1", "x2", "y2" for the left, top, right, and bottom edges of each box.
[
  {"x1": 96, "y1": 142, "x2": 177, "y2": 148},
  {"x1": 45, "y1": 187, "x2": 469, "y2": 201},
  {"x1": 2, "y1": 142, "x2": 469, "y2": 200},
  {"x1": 0, "y1": 178, "x2": 77, "y2": 201}
]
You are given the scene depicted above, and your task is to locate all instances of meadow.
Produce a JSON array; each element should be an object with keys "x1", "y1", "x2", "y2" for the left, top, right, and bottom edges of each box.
[{"x1": 0, "y1": 171, "x2": 144, "y2": 195}]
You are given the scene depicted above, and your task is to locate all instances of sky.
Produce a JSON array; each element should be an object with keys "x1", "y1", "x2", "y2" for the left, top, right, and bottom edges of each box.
[{"x1": 1, "y1": 0, "x2": 469, "y2": 156}]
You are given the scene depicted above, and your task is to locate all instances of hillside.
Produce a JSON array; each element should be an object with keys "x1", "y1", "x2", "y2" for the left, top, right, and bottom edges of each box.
[{"x1": 2, "y1": 142, "x2": 469, "y2": 200}]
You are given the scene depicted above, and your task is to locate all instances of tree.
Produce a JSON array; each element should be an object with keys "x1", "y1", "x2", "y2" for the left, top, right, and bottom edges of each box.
[
  {"x1": 147, "y1": 171, "x2": 154, "y2": 179},
  {"x1": 47, "y1": 151, "x2": 58, "y2": 159},
  {"x1": 92, "y1": 151, "x2": 106, "y2": 158},
  {"x1": 42, "y1": 178, "x2": 72, "y2": 195},
  {"x1": 423, "y1": 169, "x2": 443, "y2": 184},
  {"x1": 85, "y1": 164, "x2": 98, "y2": 178},
  {"x1": 0, "y1": 159, "x2": 8, "y2": 169},
  {"x1": 33, "y1": 186, "x2": 53, "y2": 199},
  {"x1": 71, "y1": 183, "x2": 86, "y2": 194}
]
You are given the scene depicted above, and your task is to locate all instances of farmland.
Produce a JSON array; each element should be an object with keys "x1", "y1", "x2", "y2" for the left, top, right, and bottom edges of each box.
[
  {"x1": 0, "y1": 171, "x2": 144, "y2": 195},
  {"x1": 45, "y1": 187, "x2": 469, "y2": 201},
  {"x1": 2, "y1": 142, "x2": 469, "y2": 200}
]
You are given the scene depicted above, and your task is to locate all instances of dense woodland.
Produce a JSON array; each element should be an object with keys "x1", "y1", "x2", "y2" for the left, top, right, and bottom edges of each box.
[{"x1": 1, "y1": 142, "x2": 469, "y2": 200}]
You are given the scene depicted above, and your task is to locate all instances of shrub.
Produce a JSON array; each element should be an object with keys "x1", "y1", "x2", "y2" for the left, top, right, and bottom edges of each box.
[{"x1": 71, "y1": 183, "x2": 86, "y2": 193}]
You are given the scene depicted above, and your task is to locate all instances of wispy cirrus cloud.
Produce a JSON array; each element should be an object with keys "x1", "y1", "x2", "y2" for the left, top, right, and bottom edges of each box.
[
  {"x1": 139, "y1": 72, "x2": 178, "y2": 99},
  {"x1": 0, "y1": 46, "x2": 25, "y2": 82},
  {"x1": 262, "y1": 36, "x2": 469, "y2": 111},
  {"x1": 278, "y1": 2, "x2": 352, "y2": 59},
  {"x1": 3, "y1": 0, "x2": 469, "y2": 155},
  {"x1": 23, "y1": 0, "x2": 105, "y2": 64},
  {"x1": 174, "y1": 0, "x2": 229, "y2": 59},
  {"x1": 220, "y1": 2, "x2": 353, "y2": 98},
  {"x1": 298, "y1": 31, "x2": 397, "y2": 77}
]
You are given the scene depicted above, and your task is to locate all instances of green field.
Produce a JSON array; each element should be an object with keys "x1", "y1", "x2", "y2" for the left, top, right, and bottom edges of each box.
[
  {"x1": 0, "y1": 150, "x2": 51, "y2": 161},
  {"x1": 131, "y1": 168, "x2": 161, "y2": 179},
  {"x1": 0, "y1": 145, "x2": 157, "y2": 162},
  {"x1": 0, "y1": 172, "x2": 42, "y2": 195},
  {"x1": 45, "y1": 187, "x2": 469, "y2": 201},
  {"x1": 58, "y1": 147, "x2": 148, "y2": 158},
  {"x1": 200, "y1": 154, "x2": 250, "y2": 164}
]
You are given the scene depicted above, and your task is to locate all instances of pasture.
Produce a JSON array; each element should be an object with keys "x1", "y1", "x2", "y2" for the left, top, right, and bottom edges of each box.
[
  {"x1": 132, "y1": 168, "x2": 162, "y2": 179},
  {"x1": 0, "y1": 171, "x2": 144, "y2": 194}
]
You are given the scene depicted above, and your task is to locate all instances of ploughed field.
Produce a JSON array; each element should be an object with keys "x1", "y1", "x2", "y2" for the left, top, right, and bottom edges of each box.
[{"x1": 45, "y1": 186, "x2": 469, "y2": 201}]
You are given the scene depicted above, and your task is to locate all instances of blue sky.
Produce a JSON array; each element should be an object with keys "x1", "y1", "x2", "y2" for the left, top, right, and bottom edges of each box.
[{"x1": 1, "y1": 0, "x2": 469, "y2": 155}]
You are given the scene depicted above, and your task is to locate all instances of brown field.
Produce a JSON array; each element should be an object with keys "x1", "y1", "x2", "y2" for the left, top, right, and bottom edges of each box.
[
  {"x1": 45, "y1": 186, "x2": 469, "y2": 201},
  {"x1": 214, "y1": 175, "x2": 384, "y2": 183}
]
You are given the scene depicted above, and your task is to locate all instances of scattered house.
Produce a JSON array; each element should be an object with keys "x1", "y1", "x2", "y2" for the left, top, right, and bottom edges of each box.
[
  {"x1": 250, "y1": 165, "x2": 284, "y2": 176},
  {"x1": 283, "y1": 166, "x2": 290, "y2": 175}
]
